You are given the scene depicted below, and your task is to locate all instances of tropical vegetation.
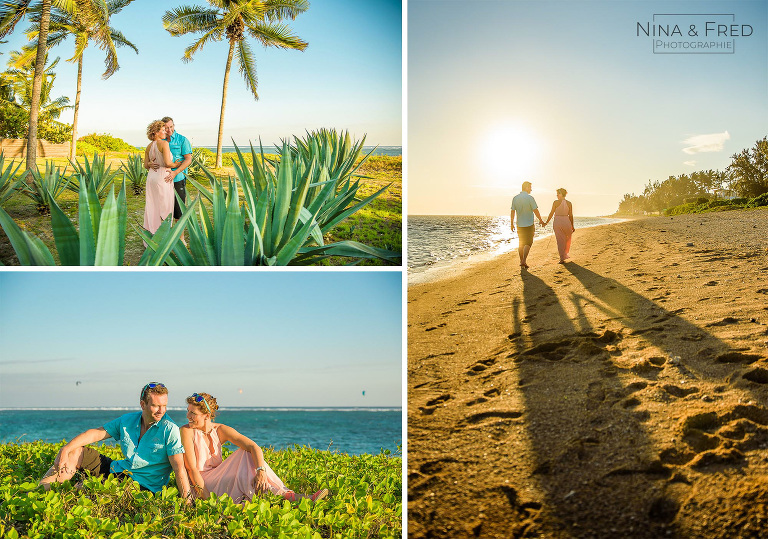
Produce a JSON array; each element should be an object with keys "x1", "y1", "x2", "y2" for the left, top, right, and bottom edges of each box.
[
  {"x1": 162, "y1": 0, "x2": 309, "y2": 168},
  {"x1": 12, "y1": 0, "x2": 139, "y2": 159},
  {"x1": 616, "y1": 136, "x2": 768, "y2": 216},
  {"x1": 0, "y1": 131, "x2": 402, "y2": 266},
  {"x1": 0, "y1": 441, "x2": 402, "y2": 538}
]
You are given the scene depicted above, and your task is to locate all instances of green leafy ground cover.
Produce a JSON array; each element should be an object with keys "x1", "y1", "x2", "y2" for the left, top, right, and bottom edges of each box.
[
  {"x1": 0, "y1": 442, "x2": 402, "y2": 538},
  {"x1": 0, "y1": 154, "x2": 401, "y2": 266}
]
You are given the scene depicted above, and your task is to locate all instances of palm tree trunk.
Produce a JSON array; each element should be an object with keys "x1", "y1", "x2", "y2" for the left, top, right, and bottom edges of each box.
[
  {"x1": 216, "y1": 40, "x2": 235, "y2": 169},
  {"x1": 26, "y1": 0, "x2": 52, "y2": 173},
  {"x1": 70, "y1": 56, "x2": 83, "y2": 161}
]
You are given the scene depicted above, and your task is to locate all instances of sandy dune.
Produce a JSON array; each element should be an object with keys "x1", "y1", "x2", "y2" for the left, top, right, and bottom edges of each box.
[{"x1": 408, "y1": 208, "x2": 768, "y2": 538}]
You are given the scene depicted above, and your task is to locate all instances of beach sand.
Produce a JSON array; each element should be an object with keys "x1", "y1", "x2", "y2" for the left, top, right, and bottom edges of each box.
[{"x1": 408, "y1": 208, "x2": 768, "y2": 538}]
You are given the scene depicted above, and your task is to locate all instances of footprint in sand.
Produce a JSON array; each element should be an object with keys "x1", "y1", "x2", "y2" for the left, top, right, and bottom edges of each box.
[
  {"x1": 742, "y1": 367, "x2": 768, "y2": 384},
  {"x1": 706, "y1": 317, "x2": 739, "y2": 327},
  {"x1": 465, "y1": 386, "x2": 502, "y2": 407},
  {"x1": 425, "y1": 323, "x2": 447, "y2": 332},
  {"x1": 459, "y1": 410, "x2": 523, "y2": 427},
  {"x1": 715, "y1": 351, "x2": 763, "y2": 364},
  {"x1": 662, "y1": 384, "x2": 699, "y2": 398},
  {"x1": 457, "y1": 299, "x2": 476, "y2": 306},
  {"x1": 467, "y1": 357, "x2": 497, "y2": 375}
]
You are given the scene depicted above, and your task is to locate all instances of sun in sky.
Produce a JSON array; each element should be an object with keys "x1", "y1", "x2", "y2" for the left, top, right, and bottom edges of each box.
[{"x1": 480, "y1": 123, "x2": 543, "y2": 188}]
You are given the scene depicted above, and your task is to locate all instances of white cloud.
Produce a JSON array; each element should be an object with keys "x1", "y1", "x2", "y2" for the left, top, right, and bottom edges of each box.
[
  {"x1": 682, "y1": 131, "x2": 730, "y2": 154},
  {"x1": 683, "y1": 160, "x2": 697, "y2": 167}
]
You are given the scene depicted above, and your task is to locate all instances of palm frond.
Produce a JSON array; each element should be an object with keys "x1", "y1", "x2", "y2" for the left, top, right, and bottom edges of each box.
[
  {"x1": 0, "y1": 0, "x2": 35, "y2": 39},
  {"x1": 182, "y1": 27, "x2": 224, "y2": 62},
  {"x1": 235, "y1": 38, "x2": 258, "y2": 99},
  {"x1": 247, "y1": 21, "x2": 307, "y2": 50},
  {"x1": 163, "y1": 5, "x2": 221, "y2": 36},
  {"x1": 262, "y1": 0, "x2": 309, "y2": 22},
  {"x1": 108, "y1": 28, "x2": 138, "y2": 53}
]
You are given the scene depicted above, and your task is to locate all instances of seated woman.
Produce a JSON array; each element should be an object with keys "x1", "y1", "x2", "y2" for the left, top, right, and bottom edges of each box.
[{"x1": 180, "y1": 392, "x2": 328, "y2": 504}]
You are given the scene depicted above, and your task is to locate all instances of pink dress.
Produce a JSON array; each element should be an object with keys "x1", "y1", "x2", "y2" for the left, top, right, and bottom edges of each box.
[
  {"x1": 143, "y1": 141, "x2": 174, "y2": 235},
  {"x1": 191, "y1": 426, "x2": 291, "y2": 504},
  {"x1": 553, "y1": 199, "x2": 573, "y2": 261}
]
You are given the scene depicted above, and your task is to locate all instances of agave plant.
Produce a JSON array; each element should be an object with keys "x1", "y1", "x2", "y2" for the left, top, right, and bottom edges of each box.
[
  {"x1": 0, "y1": 152, "x2": 23, "y2": 206},
  {"x1": 254, "y1": 129, "x2": 390, "y2": 235},
  {"x1": 0, "y1": 179, "x2": 128, "y2": 265},
  {"x1": 142, "y1": 142, "x2": 399, "y2": 266},
  {"x1": 17, "y1": 161, "x2": 71, "y2": 214},
  {"x1": 120, "y1": 153, "x2": 147, "y2": 195},
  {"x1": 66, "y1": 152, "x2": 120, "y2": 199}
]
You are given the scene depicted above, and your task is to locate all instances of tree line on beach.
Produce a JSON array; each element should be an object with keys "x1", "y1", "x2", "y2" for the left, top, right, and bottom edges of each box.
[
  {"x1": 616, "y1": 136, "x2": 768, "y2": 216},
  {"x1": 0, "y1": 0, "x2": 308, "y2": 170}
]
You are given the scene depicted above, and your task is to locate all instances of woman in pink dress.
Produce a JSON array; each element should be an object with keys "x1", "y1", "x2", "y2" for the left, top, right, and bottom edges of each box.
[
  {"x1": 179, "y1": 392, "x2": 329, "y2": 504},
  {"x1": 544, "y1": 188, "x2": 575, "y2": 263},
  {"x1": 143, "y1": 120, "x2": 180, "y2": 235}
]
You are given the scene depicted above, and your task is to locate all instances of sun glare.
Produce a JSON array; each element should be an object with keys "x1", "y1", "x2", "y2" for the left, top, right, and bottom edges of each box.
[{"x1": 481, "y1": 125, "x2": 542, "y2": 185}]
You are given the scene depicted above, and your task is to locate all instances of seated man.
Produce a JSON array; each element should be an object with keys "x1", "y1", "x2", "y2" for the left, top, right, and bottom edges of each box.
[{"x1": 39, "y1": 382, "x2": 191, "y2": 499}]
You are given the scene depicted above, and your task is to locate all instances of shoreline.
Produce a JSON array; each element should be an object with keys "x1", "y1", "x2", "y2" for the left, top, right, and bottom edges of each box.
[
  {"x1": 408, "y1": 208, "x2": 768, "y2": 538},
  {"x1": 408, "y1": 217, "x2": 631, "y2": 286}
]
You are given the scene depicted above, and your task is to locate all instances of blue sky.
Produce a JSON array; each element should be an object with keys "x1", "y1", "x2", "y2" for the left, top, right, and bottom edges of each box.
[
  {"x1": 2, "y1": 0, "x2": 402, "y2": 147},
  {"x1": 408, "y1": 0, "x2": 768, "y2": 216},
  {"x1": 0, "y1": 271, "x2": 403, "y2": 408}
]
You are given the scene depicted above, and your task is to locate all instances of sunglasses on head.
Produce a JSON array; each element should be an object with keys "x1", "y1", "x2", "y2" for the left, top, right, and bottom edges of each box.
[
  {"x1": 141, "y1": 382, "x2": 166, "y2": 400},
  {"x1": 191, "y1": 393, "x2": 211, "y2": 413}
]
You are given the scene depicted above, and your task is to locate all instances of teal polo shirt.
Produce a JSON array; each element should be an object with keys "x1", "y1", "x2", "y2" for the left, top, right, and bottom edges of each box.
[
  {"x1": 511, "y1": 191, "x2": 538, "y2": 227},
  {"x1": 103, "y1": 411, "x2": 184, "y2": 492},
  {"x1": 166, "y1": 132, "x2": 192, "y2": 183}
]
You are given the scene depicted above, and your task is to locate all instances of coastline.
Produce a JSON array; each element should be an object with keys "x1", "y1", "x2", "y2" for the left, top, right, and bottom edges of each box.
[
  {"x1": 408, "y1": 208, "x2": 768, "y2": 538},
  {"x1": 408, "y1": 217, "x2": 630, "y2": 286}
]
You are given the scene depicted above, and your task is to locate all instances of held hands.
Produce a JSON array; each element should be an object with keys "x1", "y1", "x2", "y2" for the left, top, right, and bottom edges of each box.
[{"x1": 539, "y1": 219, "x2": 547, "y2": 227}]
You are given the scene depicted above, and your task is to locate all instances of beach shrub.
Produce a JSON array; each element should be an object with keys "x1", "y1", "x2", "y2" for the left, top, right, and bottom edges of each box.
[
  {"x1": 747, "y1": 192, "x2": 768, "y2": 207},
  {"x1": 78, "y1": 133, "x2": 136, "y2": 153},
  {"x1": 17, "y1": 161, "x2": 71, "y2": 214},
  {"x1": 120, "y1": 153, "x2": 147, "y2": 196},
  {"x1": 0, "y1": 441, "x2": 402, "y2": 538},
  {"x1": 0, "y1": 152, "x2": 23, "y2": 206},
  {"x1": 0, "y1": 180, "x2": 128, "y2": 265}
]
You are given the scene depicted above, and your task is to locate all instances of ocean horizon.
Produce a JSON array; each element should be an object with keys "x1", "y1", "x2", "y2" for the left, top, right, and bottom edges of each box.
[{"x1": 0, "y1": 408, "x2": 402, "y2": 456}]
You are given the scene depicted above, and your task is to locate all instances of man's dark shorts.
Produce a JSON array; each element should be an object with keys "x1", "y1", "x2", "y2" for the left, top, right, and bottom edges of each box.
[
  {"x1": 173, "y1": 179, "x2": 187, "y2": 220},
  {"x1": 79, "y1": 447, "x2": 149, "y2": 490},
  {"x1": 518, "y1": 225, "x2": 535, "y2": 247}
]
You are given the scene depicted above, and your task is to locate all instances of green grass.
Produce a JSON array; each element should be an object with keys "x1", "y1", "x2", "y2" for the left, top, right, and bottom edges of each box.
[
  {"x1": 663, "y1": 192, "x2": 768, "y2": 216},
  {"x1": 0, "y1": 154, "x2": 402, "y2": 266},
  {"x1": 0, "y1": 441, "x2": 402, "y2": 538}
]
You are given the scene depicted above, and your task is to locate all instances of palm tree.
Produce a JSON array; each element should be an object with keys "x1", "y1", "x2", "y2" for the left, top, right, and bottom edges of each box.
[
  {"x1": 0, "y1": 0, "x2": 53, "y2": 173},
  {"x1": 5, "y1": 50, "x2": 72, "y2": 124},
  {"x1": 15, "y1": 0, "x2": 138, "y2": 159},
  {"x1": 163, "y1": 0, "x2": 309, "y2": 168}
]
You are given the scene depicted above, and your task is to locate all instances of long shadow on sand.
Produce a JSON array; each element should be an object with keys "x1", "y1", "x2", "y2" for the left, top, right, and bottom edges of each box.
[{"x1": 507, "y1": 263, "x2": 768, "y2": 538}]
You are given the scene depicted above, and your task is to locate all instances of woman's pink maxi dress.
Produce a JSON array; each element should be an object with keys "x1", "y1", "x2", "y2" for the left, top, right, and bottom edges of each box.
[
  {"x1": 143, "y1": 141, "x2": 174, "y2": 235},
  {"x1": 553, "y1": 199, "x2": 573, "y2": 261},
  {"x1": 191, "y1": 427, "x2": 291, "y2": 504}
]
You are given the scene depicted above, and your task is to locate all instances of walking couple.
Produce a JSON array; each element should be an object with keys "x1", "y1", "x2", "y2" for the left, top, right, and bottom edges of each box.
[
  {"x1": 143, "y1": 117, "x2": 192, "y2": 236},
  {"x1": 39, "y1": 382, "x2": 328, "y2": 505},
  {"x1": 510, "y1": 181, "x2": 575, "y2": 268}
]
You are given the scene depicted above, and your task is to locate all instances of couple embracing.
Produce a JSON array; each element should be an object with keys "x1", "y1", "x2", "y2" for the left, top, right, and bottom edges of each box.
[
  {"x1": 143, "y1": 117, "x2": 192, "y2": 236},
  {"x1": 39, "y1": 382, "x2": 328, "y2": 504}
]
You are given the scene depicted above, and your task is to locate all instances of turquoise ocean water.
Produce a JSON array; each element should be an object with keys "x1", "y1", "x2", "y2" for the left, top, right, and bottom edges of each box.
[{"x1": 0, "y1": 408, "x2": 401, "y2": 456}]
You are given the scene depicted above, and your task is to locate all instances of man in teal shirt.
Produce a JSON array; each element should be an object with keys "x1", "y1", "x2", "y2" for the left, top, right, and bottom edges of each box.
[
  {"x1": 160, "y1": 116, "x2": 193, "y2": 222},
  {"x1": 39, "y1": 382, "x2": 191, "y2": 499},
  {"x1": 511, "y1": 181, "x2": 546, "y2": 269}
]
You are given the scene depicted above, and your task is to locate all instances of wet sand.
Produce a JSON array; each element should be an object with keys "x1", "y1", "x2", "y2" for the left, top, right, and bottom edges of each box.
[{"x1": 408, "y1": 208, "x2": 768, "y2": 538}]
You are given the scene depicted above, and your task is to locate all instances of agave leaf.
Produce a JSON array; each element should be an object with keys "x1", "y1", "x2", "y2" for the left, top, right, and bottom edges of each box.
[
  {"x1": 0, "y1": 206, "x2": 56, "y2": 265},
  {"x1": 270, "y1": 142, "x2": 293, "y2": 247},
  {"x1": 274, "y1": 206, "x2": 323, "y2": 266},
  {"x1": 78, "y1": 178, "x2": 97, "y2": 266},
  {"x1": 49, "y1": 196, "x2": 80, "y2": 265},
  {"x1": 278, "y1": 157, "x2": 314, "y2": 251},
  {"x1": 94, "y1": 186, "x2": 121, "y2": 266},
  {"x1": 139, "y1": 196, "x2": 201, "y2": 266},
  {"x1": 297, "y1": 240, "x2": 401, "y2": 263},
  {"x1": 221, "y1": 177, "x2": 245, "y2": 266},
  {"x1": 298, "y1": 207, "x2": 324, "y2": 247}
]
